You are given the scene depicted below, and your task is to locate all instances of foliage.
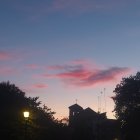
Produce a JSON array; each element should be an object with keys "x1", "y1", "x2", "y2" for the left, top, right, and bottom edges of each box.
[
  {"x1": 113, "y1": 72, "x2": 140, "y2": 139},
  {"x1": 0, "y1": 81, "x2": 68, "y2": 140}
]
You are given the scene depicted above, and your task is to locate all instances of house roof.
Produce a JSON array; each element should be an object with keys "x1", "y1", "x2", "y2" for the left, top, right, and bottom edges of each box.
[
  {"x1": 80, "y1": 107, "x2": 99, "y2": 117},
  {"x1": 84, "y1": 107, "x2": 97, "y2": 113},
  {"x1": 69, "y1": 104, "x2": 83, "y2": 110}
]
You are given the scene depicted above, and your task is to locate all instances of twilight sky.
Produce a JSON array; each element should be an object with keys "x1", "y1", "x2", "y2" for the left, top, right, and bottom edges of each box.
[{"x1": 0, "y1": 0, "x2": 140, "y2": 119}]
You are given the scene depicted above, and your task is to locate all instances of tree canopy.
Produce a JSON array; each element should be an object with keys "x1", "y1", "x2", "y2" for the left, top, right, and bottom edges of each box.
[
  {"x1": 0, "y1": 81, "x2": 69, "y2": 140},
  {"x1": 113, "y1": 72, "x2": 140, "y2": 139},
  {"x1": 113, "y1": 72, "x2": 140, "y2": 120}
]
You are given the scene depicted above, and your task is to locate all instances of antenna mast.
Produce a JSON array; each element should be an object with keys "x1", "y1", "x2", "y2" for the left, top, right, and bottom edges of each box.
[
  {"x1": 76, "y1": 99, "x2": 78, "y2": 104},
  {"x1": 98, "y1": 95, "x2": 100, "y2": 113},
  {"x1": 98, "y1": 93, "x2": 102, "y2": 113},
  {"x1": 104, "y1": 88, "x2": 106, "y2": 112},
  {"x1": 100, "y1": 91, "x2": 103, "y2": 113}
]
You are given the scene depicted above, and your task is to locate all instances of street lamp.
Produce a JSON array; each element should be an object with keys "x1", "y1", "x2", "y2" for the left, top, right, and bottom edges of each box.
[
  {"x1": 23, "y1": 111, "x2": 29, "y2": 118},
  {"x1": 23, "y1": 111, "x2": 29, "y2": 139}
]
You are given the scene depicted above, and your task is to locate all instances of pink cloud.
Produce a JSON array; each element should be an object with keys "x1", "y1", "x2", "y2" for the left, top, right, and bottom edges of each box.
[
  {"x1": 32, "y1": 83, "x2": 48, "y2": 89},
  {"x1": 45, "y1": 61, "x2": 131, "y2": 88},
  {"x1": 0, "y1": 67, "x2": 17, "y2": 75},
  {"x1": 0, "y1": 50, "x2": 21, "y2": 62},
  {"x1": 80, "y1": 67, "x2": 131, "y2": 87},
  {"x1": 21, "y1": 83, "x2": 48, "y2": 94},
  {"x1": 47, "y1": 65, "x2": 66, "y2": 70},
  {"x1": 0, "y1": 51, "x2": 12, "y2": 61},
  {"x1": 26, "y1": 64, "x2": 40, "y2": 69}
]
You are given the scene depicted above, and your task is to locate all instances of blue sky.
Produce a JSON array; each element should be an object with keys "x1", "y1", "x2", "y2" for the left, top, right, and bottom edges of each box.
[{"x1": 0, "y1": 0, "x2": 140, "y2": 119}]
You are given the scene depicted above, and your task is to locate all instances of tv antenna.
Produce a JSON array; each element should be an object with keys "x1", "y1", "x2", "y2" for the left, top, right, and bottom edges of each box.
[
  {"x1": 102, "y1": 88, "x2": 106, "y2": 112},
  {"x1": 75, "y1": 99, "x2": 78, "y2": 104},
  {"x1": 98, "y1": 95, "x2": 100, "y2": 113},
  {"x1": 98, "y1": 89, "x2": 107, "y2": 113},
  {"x1": 98, "y1": 93, "x2": 102, "y2": 113}
]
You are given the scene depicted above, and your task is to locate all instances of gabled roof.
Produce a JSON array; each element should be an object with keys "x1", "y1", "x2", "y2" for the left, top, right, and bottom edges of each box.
[
  {"x1": 84, "y1": 107, "x2": 97, "y2": 113},
  {"x1": 69, "y1": 104, "x2": 83, "y2": 110},
  {"x1": 81, "y1": 107, "x2": 99, "y2": 117}
]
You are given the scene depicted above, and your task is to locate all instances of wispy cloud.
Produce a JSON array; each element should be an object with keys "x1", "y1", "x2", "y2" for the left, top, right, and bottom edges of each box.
[
  {"x1": 0, "y1": 66, "x2": 17, "y2": 75},
  {"x1": 0, "y1": 50, "x2": 22, "y2": 62},
  {"x1": 26, "y1": 64, "x2": 40, "y2": 70},
  {"x1": 0, "y1": 51, "x2": 13, "y2": 61},
  {"x1": 47, "y1": 65, "x2": 66, "y2": 71},
  {"x1": 81, "y1": 67, "x2": 130, "y2": 87},
  {"x1": 21, "y1": 83, "x2": 48, "y2": 94},
  {"x1": 32, "y1": 83, "x2": 48, "y2": 89},
  {"x1": 45, "y1": 60, "x2": 131, "y2": 88}
]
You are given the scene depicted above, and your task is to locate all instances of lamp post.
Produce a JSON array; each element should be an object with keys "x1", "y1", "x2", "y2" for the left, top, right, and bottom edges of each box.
[
  {"x1": 23, "y1": 111, "x2": 29, "y2": 118},
  {"x1": 23, "y1": 111, "x2": 29, "y2": 139}
]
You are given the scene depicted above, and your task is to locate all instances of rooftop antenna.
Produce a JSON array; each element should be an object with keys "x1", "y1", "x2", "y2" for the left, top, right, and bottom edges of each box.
[
  {"x1": 98, "y1": 94, "x2": 101, "y2": 113},
  {"x1": 100, "y1": 91, "x2": 103, "y2": 113},
  {"x1": 76, "y1": 99, "x2": 78, "y2": 104},
  {"x1": 98, "y1": 95, "x2": 100, "y2": 113},
  {"x1": 104, "y1": 88, "x2": 106, "y2": 112}
]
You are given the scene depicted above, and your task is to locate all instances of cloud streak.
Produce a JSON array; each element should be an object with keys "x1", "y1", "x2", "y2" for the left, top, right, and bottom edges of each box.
[
  {"x1": 26, "y1": 64, "x2": 40, "y2": 70},
  {"x1": 0, "y1": 67, "x2": 17, "y2": 76},
  {"x1": 46, "y1": 61, "x2": 131, "y2": 88},
  {"x1": 32, "y1": 83, "x2": 48, "y2": 89},
  {"x1": 0, "y1": 51, "x2": 13, "y2": 61}
]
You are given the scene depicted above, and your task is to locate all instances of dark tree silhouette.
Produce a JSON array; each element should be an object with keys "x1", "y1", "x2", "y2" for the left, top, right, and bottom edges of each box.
[
  {"x1": 0, "y1": 81, "x2": 29, "y2": 139},
  {"x1": 113, "y1": 72, "x2": 140, "y2": 140},
  {"x1": 0, "y1": 81, "x2": 69, "y2": 140}
]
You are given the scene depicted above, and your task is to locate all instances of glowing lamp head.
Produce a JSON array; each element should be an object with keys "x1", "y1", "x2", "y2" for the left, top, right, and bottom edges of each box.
[{"x1": 23, "y1": 111, "x2": 29, "y2": 118}]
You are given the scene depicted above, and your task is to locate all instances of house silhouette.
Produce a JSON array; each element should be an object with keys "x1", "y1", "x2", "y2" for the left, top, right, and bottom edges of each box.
[{"x1": 68, "y1": 103, "x2": 120, "y2": 140}]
